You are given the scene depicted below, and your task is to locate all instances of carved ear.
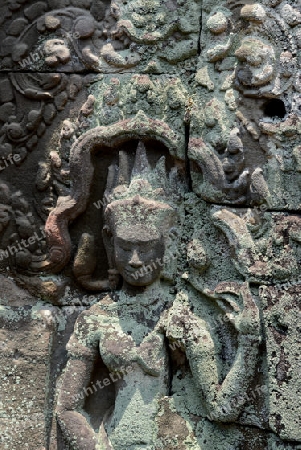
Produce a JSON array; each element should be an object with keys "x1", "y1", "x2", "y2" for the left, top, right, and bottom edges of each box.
[
  {"x1": 102, "y1": 224, "x2": 112, "y2": 238},
  {"x1": 213, "y1": 281, "x2": 242, "y2": 315},
  {"x1": 102, "y1": 224, "x2": 115, "y2": 269}
]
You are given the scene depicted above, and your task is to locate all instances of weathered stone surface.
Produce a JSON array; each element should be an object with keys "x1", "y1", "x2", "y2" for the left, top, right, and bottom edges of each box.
[
  {"x1": 0, "y1": 0, "x2": 300, "y2": 449},
  {"x1": 261, "y1": 285, "x2": 301, "y2": 442},
  {"x1": 0, "y1": 0, "x2": 200, "y2": 73},
  {"x1": 0, "y1": 304, "x2": 55, "y2": 449}
]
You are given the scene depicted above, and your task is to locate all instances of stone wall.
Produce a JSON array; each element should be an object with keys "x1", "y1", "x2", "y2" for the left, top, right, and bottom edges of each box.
[{"x1": 0, "y1": 0, "x2": 300, "y2": 449}]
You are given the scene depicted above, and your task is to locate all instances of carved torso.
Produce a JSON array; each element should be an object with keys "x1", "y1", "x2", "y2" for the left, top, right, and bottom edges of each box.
[{"x1": 68, "y1": 292, "x2": 171, "y2": 449}]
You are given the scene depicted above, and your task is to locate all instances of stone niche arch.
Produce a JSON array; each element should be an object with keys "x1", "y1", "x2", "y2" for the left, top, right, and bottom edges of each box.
[{"x1": 45, "y1": 115, "x2": 184, "y2": 273}]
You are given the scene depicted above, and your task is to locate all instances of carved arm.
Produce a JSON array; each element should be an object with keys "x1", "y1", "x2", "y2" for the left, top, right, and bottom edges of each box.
[
  {"x1": 56, "y1": 357, "x2": 113, "y2": 450},
  {"x1": 166, "y1": 285, "x2": 260, "y2": 422}
]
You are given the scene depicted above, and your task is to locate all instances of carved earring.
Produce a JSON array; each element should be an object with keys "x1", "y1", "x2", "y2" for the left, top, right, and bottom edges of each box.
[{"x1": 108, "y1": 268, "x2": 120, "y2": 290}]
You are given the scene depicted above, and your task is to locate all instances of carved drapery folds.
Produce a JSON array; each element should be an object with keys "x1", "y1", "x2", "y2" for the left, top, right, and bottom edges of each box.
[{"x1": 0, "y1": 0, "x2": 300, "y2": 449}]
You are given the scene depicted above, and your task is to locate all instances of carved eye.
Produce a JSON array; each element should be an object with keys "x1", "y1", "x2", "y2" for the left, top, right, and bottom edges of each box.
[
  {"x1": 138, "y1": 247, "x2": 149, "y2": 254},
  {"x1": 228, "y1": 146, "x2": 241, "y2": 155},
  {"x1": 120, "y1": 246, "x2": 132, "y2": 252},
  {"x1": 134, "y1": 243, "x2": 154, "y2": 255}
]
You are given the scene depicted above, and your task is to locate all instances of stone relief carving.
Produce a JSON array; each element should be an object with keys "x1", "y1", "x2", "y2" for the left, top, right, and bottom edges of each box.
[
  {"x1": 1, "y1": 0, "x2": 201, "y2": 73},
  {"x1": 0, "y1": 183, "x2": 47, "y2": 273},
  {"x1": 0, "y1": 0, "x2": 300, "y2": 449},
  {"x1": 35, "y1": 94, "x2": 95, "y2": 219},
  {"x1": 56, "y1": 145, "x2": 182, "y2": 449},
  {"x1": 190, "y1": 0, "x2": 301, "y2": 209},
  {"x1": 183, "y1": 198, "x2": 301, "y2": 443},
  {"x1": 0, "y1": 72, "x2": 87, "y2": 170},
  {"x1": 55, "y1": 147, "x2": 260, "y2": 449}
]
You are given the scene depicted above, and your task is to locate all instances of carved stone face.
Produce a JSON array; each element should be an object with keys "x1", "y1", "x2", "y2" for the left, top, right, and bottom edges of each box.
[
  {"x1": 114, "y1": 225, "x2": 165, "y2": 287},
  {"x1": 235, "y1": 38, "x2": 275, "y2": 87},
  {"x1": 43, "y1": 39, "x2": 71, "y2": 67},
  {"x1": 61, "y1": 120, "x2": 76, "y2": 139},
  {"x1": 0, "y1": 205, "x2": 10, "y2": 234},
  {"x1": 220, "y1": 133, "x2": 244, "y2": 182}
]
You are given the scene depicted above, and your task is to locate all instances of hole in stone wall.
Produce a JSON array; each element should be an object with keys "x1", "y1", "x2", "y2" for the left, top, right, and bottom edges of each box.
[{"x1": 263, "y1": 99, "x2": 286, "y2": 119}]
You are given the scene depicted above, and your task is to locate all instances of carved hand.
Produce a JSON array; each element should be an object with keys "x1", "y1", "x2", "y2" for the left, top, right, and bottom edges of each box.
[
  {"x1": 212, "y1": 282, "x2": 261, "y2": 339},
  {"x1": 73, "y1": 234, "x2": 120, "y2": 291},
  {"x1": 166, "y1": 298, "x2": 209, "y2": 350}
]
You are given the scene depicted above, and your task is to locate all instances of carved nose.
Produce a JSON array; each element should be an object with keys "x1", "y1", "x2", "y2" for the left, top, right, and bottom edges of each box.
[{"x1": 129, "y1": 249, "x2": 143, "y2": 268}]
